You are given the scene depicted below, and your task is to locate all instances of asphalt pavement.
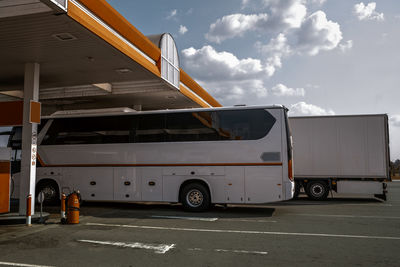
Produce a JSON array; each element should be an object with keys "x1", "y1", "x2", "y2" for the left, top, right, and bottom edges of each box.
[{"x1": 0, "y1": 182, "x2": 399, "y2": 267}]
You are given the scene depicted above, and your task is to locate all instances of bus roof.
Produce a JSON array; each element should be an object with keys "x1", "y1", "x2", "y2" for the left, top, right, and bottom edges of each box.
[
  {"x1": 44, "y1": 105, "x2": 287, "y2": 119},
  {"x1": 289, "y1": 113, "x2": 388, "y2": 119}
]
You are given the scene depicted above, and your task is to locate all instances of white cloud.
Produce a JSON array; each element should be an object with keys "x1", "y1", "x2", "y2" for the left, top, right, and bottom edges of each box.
[
  {"x1": 290, "y1": 102, "x2": 335, "y2": 115},
  {"x1": 181, "y1": 46, "x2": 270, "y2": 102},
  {"x1": 309, "y1": 0, "x2": 327, "y2": 6},
  {"x1": 207, "y1": 0, "x2": 307, "y2": 43},
  {"x1": 252, "y1": 11, "x2": 342, "y2": 76},
  {"x1": 206, "y1": 2, "x2": 341, "y2": 58},
  {"x1": 390, "y1": 115, "x2": 400, "y2": 127},
  {"x1": 256, "y1": 33, "x2": 292, "y2": 76},
  {"x1": 339, "y1": 40, "x2": 353, "y2": 52},
  {"x1": 272, "y1": 83, "x2": 305, "y2": 97},
  {"x1": 295, "y1": 11, "x2": 342, "y2": 56},
  {"x1": 205, "y1": 13, "x2": 269, "y2": 43},
  {"x1": 181, "y1": 46, "x2": 272, "y2": 81},
  {"x1": 354, "y1": 2, "x2": 384, "y2": 21},
  {"x1": 179, "y1": 25, "x2": 188, "y2": 35},
  {"x1": 256, "y1": 33, "x2": 291, "y2": 56},
  {"x1": 166, "y1": 9, "x2": 177, "y2": 20},
  {"x1": 261, "y1": 0, "x2": 307, "y2": 30},
  {"x1": 185, "y1": 2, "x2": 344, "y2": 103},
  {"x1": 198, "y1": 79, "x2": 268, "y2": 102}
]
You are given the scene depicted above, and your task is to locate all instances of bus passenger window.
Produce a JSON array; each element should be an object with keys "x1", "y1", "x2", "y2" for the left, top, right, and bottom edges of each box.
[
  {"x1": 165, "y1": 112, "x2": 218, "y2": 142},
  {"x1": 135, "y1": 114, "x2": 166, "y2": 143},
  {"x1": 217, "y1": 109, "x2": 276, "y2": 141}
]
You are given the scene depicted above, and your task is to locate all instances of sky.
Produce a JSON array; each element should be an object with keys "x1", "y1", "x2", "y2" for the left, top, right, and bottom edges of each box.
[{"x1": 107, "y1": 0, "x2": 400, "y2": 159}]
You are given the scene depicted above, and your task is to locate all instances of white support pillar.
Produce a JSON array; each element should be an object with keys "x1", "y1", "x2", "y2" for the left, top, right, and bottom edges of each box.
[{"x1": 19, "y1": 63, "x2": 40, "y2": 216}]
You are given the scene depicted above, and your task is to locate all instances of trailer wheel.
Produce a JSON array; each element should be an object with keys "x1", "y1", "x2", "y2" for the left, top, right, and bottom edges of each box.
[
  {"x1": 180, "y1": 183, "x2": 210, "y2": 212},
  {"x1": 305, "y1": 181, "x2": 329, "y2": 201},
  {"x1": 36, "y1": 180, "x2": 60, "y2": 205}
]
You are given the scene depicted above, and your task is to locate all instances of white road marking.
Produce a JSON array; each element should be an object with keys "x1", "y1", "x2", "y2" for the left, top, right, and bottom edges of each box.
[
  {"x1": 86, "y1": 223, "x2": 400, "y2": 240},
  {"x1": 151, "y1": 215, "x2": 218, "y2": 221},
  {"x1": 77, "y1": 239, "x2": 175, "y2": 254},
  {"x1": 288, "y1": 214, "x2": 400, "y2": 220},
  {"x1": 0, "y1": 262, "x2": 55, "y2": 267},
  {"x1": 215, "y1": 249, "x2": 268, "y2": 255}
]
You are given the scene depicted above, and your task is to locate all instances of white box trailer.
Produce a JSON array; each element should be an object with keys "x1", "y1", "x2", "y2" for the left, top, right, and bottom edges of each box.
[{"x1": 289, "y1": 114, "x2": 390, "y2": 200}]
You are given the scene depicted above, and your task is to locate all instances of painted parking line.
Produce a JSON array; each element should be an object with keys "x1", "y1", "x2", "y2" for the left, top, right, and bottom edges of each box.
[
  {"x1": 0, "y1": 261, "x2": 55, "y2": 267},
  {"x1": 151, "y1": 215, "x2": 218, "y2": 221},
  {"x1": 287, "y1": 213, "x2": 400, "y2": 220},
  {"x1": 77, "y1": 239, "x2": 175, "y2": 254},
  {"x1": 86, "y1": 222, "x2": 400, "y2": 241}
]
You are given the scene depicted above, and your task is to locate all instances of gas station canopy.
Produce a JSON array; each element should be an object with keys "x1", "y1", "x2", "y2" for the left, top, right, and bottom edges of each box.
[{"x1": 0, "y1": 0, "x2": 221, "y2": 115}]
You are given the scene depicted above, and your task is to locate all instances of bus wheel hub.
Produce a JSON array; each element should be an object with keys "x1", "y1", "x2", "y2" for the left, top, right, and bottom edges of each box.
[{"x1": 187, "y1": 190, "x2": 203, "y2": 207}]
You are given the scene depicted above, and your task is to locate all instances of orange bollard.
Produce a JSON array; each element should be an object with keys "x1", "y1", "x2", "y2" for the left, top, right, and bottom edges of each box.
[
  {"x1": 26, "y1": 194, "x2": 32, "y2": 226},
  {"x1": 67, "y1": 192, "x2": 80, "y2": 224},
  {"x1": 61, "y1": 193, "x2": 67, "y2": 224}
]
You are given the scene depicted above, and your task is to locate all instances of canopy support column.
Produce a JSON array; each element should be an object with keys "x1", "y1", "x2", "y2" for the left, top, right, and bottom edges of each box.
[{"x1": 19, "y1": 63, "x2": 40, "y2": 216}]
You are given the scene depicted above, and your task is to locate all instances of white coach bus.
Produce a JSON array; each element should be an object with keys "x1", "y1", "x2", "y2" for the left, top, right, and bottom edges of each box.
[{"x1": 12, "y1": 105, "x2": 294, "y2": 211}]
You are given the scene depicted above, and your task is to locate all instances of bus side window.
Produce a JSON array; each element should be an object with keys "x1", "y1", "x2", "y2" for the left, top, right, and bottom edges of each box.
[
  {"x1": 217, "y1": 109, "x2": 276, "y2": 141},
  {"x1": 136, "y1": 114, "x2": 166, "y2": 143},
  {"x1": 128, "y1": 117, "x2": 137, "y2": 143},
  {"x1": 165, "y1": 112, "x2": 218, "y2": 142}
]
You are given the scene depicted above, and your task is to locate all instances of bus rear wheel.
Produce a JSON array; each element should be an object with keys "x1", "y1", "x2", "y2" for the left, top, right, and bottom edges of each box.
[
  {"x1": 305, "y1": 180, "x2": 329, "y2": 201},
  {"x1": 180, "y1": 183, "x2": 210, "y2": 212}
]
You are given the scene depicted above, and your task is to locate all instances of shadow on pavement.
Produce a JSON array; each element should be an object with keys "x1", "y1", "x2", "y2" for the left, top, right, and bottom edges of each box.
[{"x1": 9, "y1": 194, "x2": 386, "y2": 223}]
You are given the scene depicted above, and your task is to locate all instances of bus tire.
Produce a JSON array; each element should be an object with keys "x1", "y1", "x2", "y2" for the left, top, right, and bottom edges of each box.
[
  {"x1": 180, "y1": 183, "x2": 210, "y2": 212},
  {"x1": 305, "y1": 180, "x2": 329, "y2": 201},
  {"x1": 36, "y1": 180, "x2": 60, "y2": 205}
]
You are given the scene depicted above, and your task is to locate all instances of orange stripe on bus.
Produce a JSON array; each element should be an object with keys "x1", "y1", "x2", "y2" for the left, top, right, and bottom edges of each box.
[
  {"x1": 35, "y1": 162, "x2": 282, "y2": 168},
  {"x1": 37, "y1": 154, "x2": 46, "y2": 167}
]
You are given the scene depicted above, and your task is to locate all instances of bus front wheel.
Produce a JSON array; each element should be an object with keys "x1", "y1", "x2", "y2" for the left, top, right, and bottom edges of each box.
[{"x1": 180, "y1": 183, "x2": 210, "y2": 212}]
